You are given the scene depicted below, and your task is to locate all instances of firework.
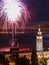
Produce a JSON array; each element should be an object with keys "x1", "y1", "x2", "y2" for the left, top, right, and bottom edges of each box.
[
  {"x1": 2, "y1": 0, "x2": 30, "y2": 30},
  {"x1": 2, "y1": 0, "x2": 30, "y2": 22},
  {"x1": 0, "y1": 0, "x2": 31, "y2": 47}
]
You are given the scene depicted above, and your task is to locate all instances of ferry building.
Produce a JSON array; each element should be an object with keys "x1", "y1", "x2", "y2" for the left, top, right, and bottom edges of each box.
[{"x1": 5, "y1": 26, "x2": 49, "y2": 59}]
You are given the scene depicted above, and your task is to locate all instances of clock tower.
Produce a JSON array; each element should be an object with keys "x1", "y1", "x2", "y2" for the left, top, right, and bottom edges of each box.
[{"x1": 36, "y1": 26, "x2": 43, "y2": 51}]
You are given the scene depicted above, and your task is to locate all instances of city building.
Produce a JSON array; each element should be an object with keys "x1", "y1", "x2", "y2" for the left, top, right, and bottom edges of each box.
[{"x1": 36, "y1": 26, "x2": 43, "y2": 51}]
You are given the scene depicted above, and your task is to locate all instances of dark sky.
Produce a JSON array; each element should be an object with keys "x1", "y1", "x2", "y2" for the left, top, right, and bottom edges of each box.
[
  {"x1": 32, "y1": 0, "x2": 49, "y2": 22},
  {"x1": 22, "y1": 0, "x2": 49, "y2": 23}
]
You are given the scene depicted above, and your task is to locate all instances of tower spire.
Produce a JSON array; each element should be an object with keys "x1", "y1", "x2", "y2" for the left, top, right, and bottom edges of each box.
[{"x1": 38, "y1": 25, "x2": 42, "y2": 35}]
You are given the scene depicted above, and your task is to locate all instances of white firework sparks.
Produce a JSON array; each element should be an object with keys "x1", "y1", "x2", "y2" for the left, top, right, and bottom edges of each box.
[
  {"x1": 2, "y1": 0, "x2": 30, "y2": 23},
  {"x1": 1, "y1": 0, "x2": 31, "y2": 32}
]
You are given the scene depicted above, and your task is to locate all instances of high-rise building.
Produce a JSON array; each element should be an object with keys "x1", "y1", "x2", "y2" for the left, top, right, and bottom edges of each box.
[{"x1": 36, "y1": 26, "x2": 43, "y2": 51}]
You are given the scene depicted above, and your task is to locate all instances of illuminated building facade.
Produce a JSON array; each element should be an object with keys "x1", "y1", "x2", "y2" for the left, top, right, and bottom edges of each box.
[{"x1": 36, "y1": 26, "x2": 43, "y2": 51}]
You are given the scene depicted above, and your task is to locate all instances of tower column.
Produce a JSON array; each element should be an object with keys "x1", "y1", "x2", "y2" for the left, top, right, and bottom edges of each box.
[{"x1": 36, "y1": 26, "x2": 43, "y2": 51}]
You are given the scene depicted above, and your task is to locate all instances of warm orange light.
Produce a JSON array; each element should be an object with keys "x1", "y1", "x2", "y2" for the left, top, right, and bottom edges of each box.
[{"x1": 9, "y1": 62, "x2": 16, "y2": 65}]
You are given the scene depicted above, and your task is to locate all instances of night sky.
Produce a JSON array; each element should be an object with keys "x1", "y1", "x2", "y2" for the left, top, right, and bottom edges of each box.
[
  {"x1": 30, "y1": 0, "x2": 49, "y2": 22},
  {"x1": 0, "y1": 0, "x2": 49, "y2": 50},
  {"x1": 27, "y1": 0, "x2": 49, "y2": 23}
]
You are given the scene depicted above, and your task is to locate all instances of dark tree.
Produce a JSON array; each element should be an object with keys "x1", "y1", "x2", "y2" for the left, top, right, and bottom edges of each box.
[
  {"x1": 31, "y1": 50, "x2": 38, "y2": 65},
  {"x1": 5, "y1": 58, "x2": 9, "y2": 65},
  {"x1": 19, "y1": 55, "x2": 30, "y2": 65},
  {"x1": 16, "y1": 52, "x2": 19, "y2": 65},
  {"x1": 0, "y1": 53, "x2": 5, "y2": 65},
  {"x1": 43, "y1": 58, "x2": 47, "y2": 65}
]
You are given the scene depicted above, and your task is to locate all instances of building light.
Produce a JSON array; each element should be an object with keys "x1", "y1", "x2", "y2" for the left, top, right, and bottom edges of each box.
[{"x1": 9, "y1": 62, "x2": 16, "y2": 65}]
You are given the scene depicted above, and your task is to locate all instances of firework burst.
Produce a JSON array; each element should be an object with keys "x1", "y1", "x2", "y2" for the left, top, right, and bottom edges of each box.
[
  {"x1": 3, "y1": 0, "x2": 30, "y2": 28},
  {"x1": 0, "y1": 0, "x2": 31, "y2": 47},
  {"x1": 2, "y1": 0, "x2": 30, "y2": 30},
  {"x1": 3, "y1": 0, "x2": 30, "y2": 22}
]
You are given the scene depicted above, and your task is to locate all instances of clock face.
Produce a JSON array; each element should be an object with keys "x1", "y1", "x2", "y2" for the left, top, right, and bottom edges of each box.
[
  {"x1": 37, "y1": 36, "x2": 42, "y2": 39},
  {"x1": 36, "y1": 36, "x2": 43, "y2": 44}
]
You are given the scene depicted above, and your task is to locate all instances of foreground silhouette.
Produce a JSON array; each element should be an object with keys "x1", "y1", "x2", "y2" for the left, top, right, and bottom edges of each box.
[
  {"x1": 19, "y1": 55, "x2": 30, "y2": 65},
  {"x1": 31, "y1": 50, "x2": 38, "y2": 65}
]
